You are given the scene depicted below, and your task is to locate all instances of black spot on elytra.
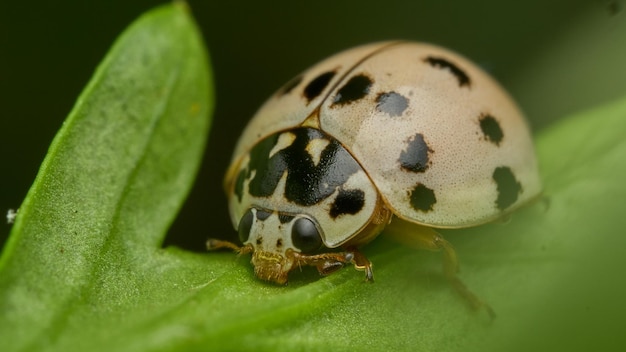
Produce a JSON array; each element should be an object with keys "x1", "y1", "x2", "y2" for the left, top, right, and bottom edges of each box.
[
  {"x1": 424, "y1": 56, "x2": 471, "y2": 88},
  {"x1": 303, "y1": 71, "x2": 336, "y2": 103},
  {"x1": 479, "y1": 114, "x2": 504, "y2": 146},
  {"x1": 329, "y1": 189, "x2": 365, "y2": 218},
  {"x1": 376, "y1": 91, "x2": 409, "y2": 117},
  {"x1": 276, "y1": 239, "x2": 283, "y2": 248},
  {"x1": 399, "y1": 133, "x2": 432, "y2": 173},
  {"x1": 245, "y1": 127, "x2": 364, "y2": 207},
  {"x1": 331, "y1": 74, "x2": 372, "y2": 106},
  {"x1": 409, "y1": 183, "x2": 436, "y2": 212},
  {"x1": 279, "y1": 75, "x2": 303, "y2": 96},
  {"x1": 493, "y1": 166, "x2": 522, "y2": 210}
]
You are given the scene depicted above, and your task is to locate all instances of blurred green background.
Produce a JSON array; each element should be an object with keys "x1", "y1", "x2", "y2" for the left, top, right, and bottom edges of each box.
[{"x1": 1, "y1": 0, "x2": 625, "y2": 251}]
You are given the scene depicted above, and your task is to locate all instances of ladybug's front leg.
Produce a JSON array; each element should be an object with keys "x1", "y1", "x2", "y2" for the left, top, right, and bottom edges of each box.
[
  {"x1": 345, "y1": 247, "x2": 374, "y2": 281},
  {"x1": 206, "y1": 238, "x2": 253, "y2": 256},
  {"x1": 289, "y1": 249, "x2": 373, "y2": 281}
]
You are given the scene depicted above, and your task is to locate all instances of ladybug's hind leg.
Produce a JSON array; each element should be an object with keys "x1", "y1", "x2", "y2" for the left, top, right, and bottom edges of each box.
[{"x1": 385, "y1": 219, "x2": 495, "y2": 319}]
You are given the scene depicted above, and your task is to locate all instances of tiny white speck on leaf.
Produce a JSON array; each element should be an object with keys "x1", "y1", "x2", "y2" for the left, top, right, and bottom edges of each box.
[{"x1": 6, "y1": 208, "x2": 18, "y2": 224}]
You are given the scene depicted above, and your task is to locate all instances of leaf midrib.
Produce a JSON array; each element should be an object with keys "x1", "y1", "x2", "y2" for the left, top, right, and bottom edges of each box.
[{"x1": 21, "y1": 64, "x2": 183, "y2": 352}]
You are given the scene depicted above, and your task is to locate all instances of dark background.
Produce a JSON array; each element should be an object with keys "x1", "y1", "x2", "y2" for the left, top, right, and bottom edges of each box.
[{"x1": 1, "y1": 0, "x2": 622, "y2": 251}]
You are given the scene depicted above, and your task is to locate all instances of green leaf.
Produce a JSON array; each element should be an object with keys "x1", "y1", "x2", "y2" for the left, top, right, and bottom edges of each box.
[
  {"x1": 0, "y1": 3, "x2": 213, "y2": 351},
  {"x1": 2, "y1": 4, "x2": 626, "y2": 351}
]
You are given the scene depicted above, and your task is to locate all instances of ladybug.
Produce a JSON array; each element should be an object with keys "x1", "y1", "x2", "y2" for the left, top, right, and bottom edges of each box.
[{"x1": 208, "y1": 41, "x2": 541, "y2": 313}]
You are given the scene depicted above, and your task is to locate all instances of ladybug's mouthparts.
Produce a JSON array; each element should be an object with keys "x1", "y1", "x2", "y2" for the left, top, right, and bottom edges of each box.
[{"x1": 252, "y1": 251, "x2": 291, "y2": 284}]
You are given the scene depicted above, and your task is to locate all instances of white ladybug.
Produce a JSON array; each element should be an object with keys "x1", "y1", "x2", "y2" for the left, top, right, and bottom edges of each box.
[{"x1": 208, "y1": 41, "x2": 541, "y2": 313}]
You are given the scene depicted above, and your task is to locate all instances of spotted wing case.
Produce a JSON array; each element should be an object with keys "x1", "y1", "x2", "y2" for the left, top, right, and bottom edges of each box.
[
  {"x1": 227, "y1": 41, "x2": 541, "y2": 229},
  {"x1": 228, "y1": 43, "x2": 388, "y2": 171}
]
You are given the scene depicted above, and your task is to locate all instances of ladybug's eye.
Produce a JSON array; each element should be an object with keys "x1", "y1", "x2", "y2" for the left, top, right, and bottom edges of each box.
[
  {"x1": 238, "y1": 209, "x2": 254, "y2": 243},
  {"x1": 291, "y1": 217, "x2": 322, "y2": 253}
]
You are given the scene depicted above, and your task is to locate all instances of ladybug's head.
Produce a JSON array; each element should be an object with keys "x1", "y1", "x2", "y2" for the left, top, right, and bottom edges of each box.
[{"x1": 236, "y1": 207, "x2": 347, "y2": 284}]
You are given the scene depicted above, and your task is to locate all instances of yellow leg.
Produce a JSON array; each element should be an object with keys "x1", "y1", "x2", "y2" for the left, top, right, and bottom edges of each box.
[
  {"x1": 346, "y1": 247, "x2": 374, "y2": 281},
  {"x1": 385, "y1": 218, "x2": 495, "y2": 319},
  {"x1": 207, "y1": 239, "x2": 373, "y2": 281},
  {"x1": 289, "y1": 248, "x2": 373, "y2": 282},
  {"x1": 206, "y1": 238, "x2": 253, "y2": 255}
]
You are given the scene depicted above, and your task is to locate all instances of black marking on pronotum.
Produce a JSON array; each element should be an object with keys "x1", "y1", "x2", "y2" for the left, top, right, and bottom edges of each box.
[
  {"x1": 245, "y1": 127, "x2": 363, "y2": 207},
  {"x1": 399, "y1": 133, "x2": 432, "y2": 173},
  {"x1": 492, "y1": 166, "x2": 522, "y2": 210},
  {"x1": 409, "y1": 183, "x2": 436, "y2": 212},
  {"x1": 278, "y1": 214, "x2": 295, "y2": 224},
  {"x1": 303, "y1": 71, "x2": 336, "y2": 103},
  {"x1": 329, "y1": 189, "x2": 365, "y2": 218},
  {"x1": 376, "y1": 91, "x2": 409, "y2": 117},
  {"x1": 234, "y1": 169, "x2": 247, "y2": 202},
  {"x1": 424, "y1": 56, "x2": 471, "y2": 88},
  {"x1": 479, "y1": 114, "x2": 504, "y2": 146},
  {"x1": 279, "y1": 75, "x2": 303, "y2": 96},
  {"x1": 255, "y1": 209, "x2": 272, "y2": 221},
  {"x1": 331, "y1": 74, "x2": 373, "y2": 106}
]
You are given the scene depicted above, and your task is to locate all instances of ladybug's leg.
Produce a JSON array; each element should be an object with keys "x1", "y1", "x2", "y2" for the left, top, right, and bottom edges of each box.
[
  {"x1": 385, "y1": 219, "x2": 495, "y2": 319},
  {"x1": 289, "y1": 249, "x2": 373, "y2": 281},
  {"x1": 345, "y1": 247, "x2": 374, "y2": 281},
  {"x1": 206, "y1": 239, "x2": 253, "y2": 256},
  {"x1": 430, "y1": 235, "x2": 495, "y2": 319}
]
